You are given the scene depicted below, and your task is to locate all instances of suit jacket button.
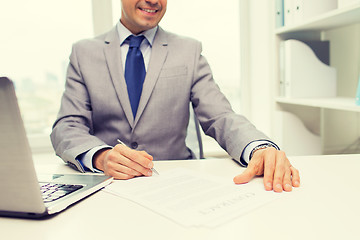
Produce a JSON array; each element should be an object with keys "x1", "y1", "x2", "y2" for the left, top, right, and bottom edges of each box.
[{"x1": 131, "y1": 142, "x2": 138, "y2": 149}]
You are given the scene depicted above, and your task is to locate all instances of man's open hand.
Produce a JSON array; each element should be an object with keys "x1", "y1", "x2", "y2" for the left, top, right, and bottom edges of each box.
[{"x1": 233, "y1": 147, "x2": 300, "y2": 192}]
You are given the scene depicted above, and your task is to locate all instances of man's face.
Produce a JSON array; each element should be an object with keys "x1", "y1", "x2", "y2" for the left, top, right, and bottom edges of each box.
[{"x1": 120, "y1": 0, "x2": 167, "y2": 34}]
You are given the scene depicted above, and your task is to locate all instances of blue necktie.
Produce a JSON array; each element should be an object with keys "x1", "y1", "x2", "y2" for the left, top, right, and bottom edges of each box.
[{"x1": 125, "y1": 35, "x2": 146, "y2": 118}]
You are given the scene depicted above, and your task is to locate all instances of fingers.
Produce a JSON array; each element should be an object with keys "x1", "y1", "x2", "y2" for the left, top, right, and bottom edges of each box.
[
  {"x1": 105, "y1": 159, "x2": 143, "y2": 180},
  {"x1": 291, "y1": 166, "x2": 300, "y2": 187},
  {"x1": 263, "y1": 148, "x2": 277, "y2": 191},
  {"x1": 103, "y1": 144, "x2": 154, "y2": 180},
  {"x1": 233, "y1": 166, "x2": 256, "y2": 184},
  {"x1": 267, "y1": 152, "x2": 300, "y2": 192},
  {"x1": 114, "y1": 144, "x2": 154, "y2": 168},
  {"x1": 278, "y1": 165, "x2": 300, "y2": 192},
  {"x1": 234, "y1": 147, "x2": 301, "y2": 193},
  {"x1": 233, "y1": 150, "x2": 265, "y2": 184},
  {"x1": 265, "y1": 150, "x2": 295, "y2": 193},
  {"x1": 271, "y1": 151, "x2": 287, "y2": 193},
  {"x1": 139, "y1": 150, "x2": 153, "y2": 161},
  {"x1": 282, "y1": 168, "x2": 292, "y2": 192}
]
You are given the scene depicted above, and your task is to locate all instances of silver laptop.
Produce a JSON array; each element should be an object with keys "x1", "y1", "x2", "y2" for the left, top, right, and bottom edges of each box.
[{"x1": 0, "y1": 77, "x2": 113, "y2": 218}]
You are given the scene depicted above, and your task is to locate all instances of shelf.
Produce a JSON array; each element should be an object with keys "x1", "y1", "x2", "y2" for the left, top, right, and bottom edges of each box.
[
  {"x1": 275, "y1": 4, "x2": 360, "y2": 36},
  {"x1": 275, "y1": 97, "x2": 360, "y2": 112},
  {"x1": 273, "y1": 2, "x2": 360, "y2": 156}
]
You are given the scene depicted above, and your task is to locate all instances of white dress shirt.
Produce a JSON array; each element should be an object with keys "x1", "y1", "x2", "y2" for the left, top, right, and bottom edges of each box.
[{"x1": 117, "y1": 21, "x2": 157, "y2": 71}]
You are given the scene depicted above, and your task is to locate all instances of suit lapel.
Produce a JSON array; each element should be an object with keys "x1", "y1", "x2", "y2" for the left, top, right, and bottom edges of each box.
[
  {"x1": 134, "y1": 28, "x2": 168, "y2": 126},
  {"x1": 103, "y1": 27, "x2": 135, "y2": 127}
]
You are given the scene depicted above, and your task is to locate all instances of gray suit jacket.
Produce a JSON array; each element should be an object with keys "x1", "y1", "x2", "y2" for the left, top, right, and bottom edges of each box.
[{"x1": 51, "y1": 26, "x2": 271, "y2": 172}]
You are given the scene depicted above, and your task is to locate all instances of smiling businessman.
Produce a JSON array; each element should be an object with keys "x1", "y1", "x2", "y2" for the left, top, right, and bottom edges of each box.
[{"x1": 51, "y1": 0, "x2": 300, "y2": 192}]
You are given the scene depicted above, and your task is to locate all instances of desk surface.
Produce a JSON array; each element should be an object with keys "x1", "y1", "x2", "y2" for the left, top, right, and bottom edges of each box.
[{"x1": 2, "y1": 153, "x2": 360, "y2": 240}]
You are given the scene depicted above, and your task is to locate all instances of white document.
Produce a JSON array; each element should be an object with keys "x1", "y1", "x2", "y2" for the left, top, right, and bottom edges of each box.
[{"x1": 103, "y1": 168, "x2": 281, "y2": 228}]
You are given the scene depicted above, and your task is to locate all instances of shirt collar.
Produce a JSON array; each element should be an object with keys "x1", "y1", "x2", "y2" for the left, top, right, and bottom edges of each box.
[{"x1": 116, "y1": 21, "x2": 157, "y2": 47}]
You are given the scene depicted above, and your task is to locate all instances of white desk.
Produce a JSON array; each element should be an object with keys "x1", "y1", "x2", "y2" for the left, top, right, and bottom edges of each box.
[{"x1": 2, "y1": 153, "x2": 360, "y2": 240}]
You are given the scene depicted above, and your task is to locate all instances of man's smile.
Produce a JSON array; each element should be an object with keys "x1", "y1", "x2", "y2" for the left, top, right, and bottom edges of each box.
[{"x1": 139, "y1": 8, "x2": 158, "y2": 13}]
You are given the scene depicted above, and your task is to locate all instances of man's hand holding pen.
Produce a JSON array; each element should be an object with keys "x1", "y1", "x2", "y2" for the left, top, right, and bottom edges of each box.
[{"x1": 93, "y1": 141, "x2": 156, "y2": 180}]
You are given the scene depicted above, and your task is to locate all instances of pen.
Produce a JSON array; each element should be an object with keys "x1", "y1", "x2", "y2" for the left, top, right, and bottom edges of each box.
[{"x1": 117, "y1": 139, "x2": 159, "y2": 175}]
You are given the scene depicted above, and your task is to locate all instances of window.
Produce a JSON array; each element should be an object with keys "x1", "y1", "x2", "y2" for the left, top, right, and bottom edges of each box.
[{"x1": 0, "y1": 1, "x2": 93, "y2": 152}]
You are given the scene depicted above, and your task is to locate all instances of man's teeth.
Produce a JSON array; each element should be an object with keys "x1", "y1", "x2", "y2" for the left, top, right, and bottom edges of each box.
[{"x1": 141, "y1": 8, "x2": 157, "y2": 13}]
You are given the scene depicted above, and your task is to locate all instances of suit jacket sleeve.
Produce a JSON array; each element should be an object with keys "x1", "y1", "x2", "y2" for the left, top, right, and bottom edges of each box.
[
  {"x1": 190, "y1": 42, "x2": 273, "y2": 162},
  {"x1": 50, "y1": 44, "x2": 107, "y2": 172}
]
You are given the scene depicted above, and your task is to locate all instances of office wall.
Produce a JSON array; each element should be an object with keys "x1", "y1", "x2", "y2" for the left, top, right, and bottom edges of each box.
[
  {"x1": 161, "y1": 0, "x2": 242, "y2": 113},
  {"x1": 322, "y1": 23, "x2": 360, "y2": 153},
  {"x1": 160, "y1": 0, "x2": 242, "y2": 156},
  {"x1": 246, "y1": 0, "x2": 274, "y2": 136},
  {"x1": 92, "y1": 0, "x2": 113, "y2": 35}
]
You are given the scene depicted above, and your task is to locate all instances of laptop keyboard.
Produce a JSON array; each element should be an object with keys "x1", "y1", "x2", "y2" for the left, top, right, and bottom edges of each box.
[{"x1": 39, "y1": 183, "x2": 83, "y2": 203}]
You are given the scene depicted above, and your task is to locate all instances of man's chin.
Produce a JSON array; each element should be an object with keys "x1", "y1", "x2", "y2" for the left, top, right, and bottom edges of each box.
[{"x1": 137, "y1": 21, "x2": 158, "y2": 31}]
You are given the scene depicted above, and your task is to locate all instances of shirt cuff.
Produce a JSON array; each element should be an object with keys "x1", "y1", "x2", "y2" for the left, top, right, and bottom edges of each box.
[
  {"x1": 240, "y1": 140, "x2": 279, "y2": 166},
  {"x1": 78, "y1": 145, "x2": 112, "y2": 173}
]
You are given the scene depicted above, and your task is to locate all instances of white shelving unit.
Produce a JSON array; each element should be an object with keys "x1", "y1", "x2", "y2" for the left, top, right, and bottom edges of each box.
[
  {"x1": 276, "y1": 97, "x2": 360, "y2": 112},
  {"x1": 273, "y1": 2, "x2": 360, "y2": 155},
  {"x1": 276, "y1": 3, "x2": 360, "y2": 34}
]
